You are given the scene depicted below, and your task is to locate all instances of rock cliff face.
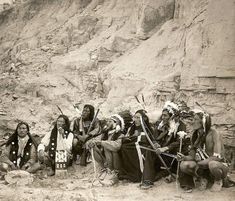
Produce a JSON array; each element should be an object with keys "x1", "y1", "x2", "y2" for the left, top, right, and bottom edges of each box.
[{"x1": 0, "y1": 0, "x2": 234, "y2": 149}]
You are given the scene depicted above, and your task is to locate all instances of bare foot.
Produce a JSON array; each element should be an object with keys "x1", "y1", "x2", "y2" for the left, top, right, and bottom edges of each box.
[{"x1": 210, "y1": 180, "x2": 223, "y2": 192}]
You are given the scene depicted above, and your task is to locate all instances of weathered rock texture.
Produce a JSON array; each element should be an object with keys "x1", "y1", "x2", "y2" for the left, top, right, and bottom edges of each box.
[
  {"x1": 4, "y1": 170, "x2": 34, "y2": 186},
  {"x1": 0, "y1": 0, "x2": 234, "y2": 152}
]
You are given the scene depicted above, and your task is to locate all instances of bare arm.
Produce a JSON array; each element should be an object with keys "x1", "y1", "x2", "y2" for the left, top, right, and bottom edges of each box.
[{"x1": 212, "y1": 129, "x2": 223, "y2": 157}]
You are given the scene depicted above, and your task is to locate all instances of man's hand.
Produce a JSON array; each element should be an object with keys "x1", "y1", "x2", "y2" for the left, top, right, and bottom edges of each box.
[
  {"x1": 123, "y1": 137, "x2": 131, "y2": 142},
  {"x1": 77, "y1": 135, "x2": 87, "y2": 142},
  {"x1": 87, "y1": 140, "x2": 96, "y2": 149},
  {"x1": 153, "y1": 142, "x2": 161, "y2": 149},
  {"x1": 88, "y1": 140, "x2": 101, "y2": 149},
  {"x1": 156, "y1": 147, "x2": 169, "y2": 154},
  {"x1": 74, "y1": 133, "x2": 80, "y2": 139},
  {"x1": 177, "y1": 152, "x2": 185, "y2": 161},
  {"x1": 22, "y1": 163, "x2": 30, "y2": 170},
  {"x1": 38, "y1": 150, "x2": 45, "y2": 162},
  {"x1": 58, "y1": 127, "x2": 65, "y2": 138},
  {"x1": 95, "y1": 141, "x2": 101, "y2": 146},
  {"x1": 177, "y1": 131, "x2": 187, "y2": 139},
  {"x1": 10, "y1": 163, "x2": 17, "y2": 170}
]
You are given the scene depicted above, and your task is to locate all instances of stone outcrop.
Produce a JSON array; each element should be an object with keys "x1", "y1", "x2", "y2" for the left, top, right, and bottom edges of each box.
[{"x1": 5, "y1": 170, "x2": 34, "y2": 186}]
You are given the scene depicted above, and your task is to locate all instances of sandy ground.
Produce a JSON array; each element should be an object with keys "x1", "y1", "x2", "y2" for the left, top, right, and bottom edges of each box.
[{"x1": 0, "y1": 164, "x2": 234, "y2": 201}]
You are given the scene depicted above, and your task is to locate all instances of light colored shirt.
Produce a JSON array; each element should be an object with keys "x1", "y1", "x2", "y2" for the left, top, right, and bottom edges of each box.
[
  {"x1": 18, "y1": 135, "x2": 29, "y2": 157},
  {"x1": 38, "y1": 131, "x2": 73, "y2": 154}
]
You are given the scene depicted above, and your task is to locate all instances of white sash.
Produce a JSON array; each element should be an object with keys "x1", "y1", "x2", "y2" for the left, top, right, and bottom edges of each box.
[{"x1": 135, "y1": 132, "x2": 145, "y2": 173}]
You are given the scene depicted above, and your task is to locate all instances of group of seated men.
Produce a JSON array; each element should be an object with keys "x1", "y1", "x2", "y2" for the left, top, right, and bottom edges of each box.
[{"x1": 0, "y1": 101, "x2": 231, "y2": 192}]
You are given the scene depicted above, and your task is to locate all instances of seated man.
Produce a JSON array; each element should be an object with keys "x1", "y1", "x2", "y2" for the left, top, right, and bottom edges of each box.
[
  {"x1": 89, "y1": 115, "x2": 125, "y2": 175},
  {"x1": 118, "y1": 109, "x2": 154, "y2": 182},
  {"x1": 179, "y1": 109, "x2": 229, "y2": 192},
  {"x1": 140, "y1": 101, "x2": 187, "y2": 189},
  {"x1": 37, "y1": 115, "x2": 73, "y2": 176},
  {"x1": 71, "y1": 104, "x2": 100, "y2": 166},
  {"x1": 0, "y1": 122, "x2": 37, "y2": 173}
]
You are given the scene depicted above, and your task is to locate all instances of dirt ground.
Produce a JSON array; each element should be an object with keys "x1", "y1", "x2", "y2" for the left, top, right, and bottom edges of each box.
[{"x1": 0, "y1": 164, "x2": 234, "y2": 201}]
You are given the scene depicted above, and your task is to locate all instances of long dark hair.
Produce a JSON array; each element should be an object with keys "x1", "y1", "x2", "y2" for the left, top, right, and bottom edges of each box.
[
  {"x1": 204, "y1": 115, "x2": 212, "y2": 134},
  {"x1": 6, "y1": 121, "x2": 30, "y2": 146},
  {"x1": 83, "y1": 104, "x2": 95, "y2": 121},
  {"x1": 195, "y1": 112, "x2": 212, "y2": 134},
  {"x1": 128, "y1": 109, "x2": 153, "y2": 136},
  {"x1": 51, "y1": 115, "x2": 70, "y2": 134},
  {"x1": 191, "y1": 112, "x2": 212, "y2": 148}
]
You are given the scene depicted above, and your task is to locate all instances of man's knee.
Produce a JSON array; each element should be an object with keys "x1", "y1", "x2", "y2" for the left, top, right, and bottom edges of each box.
[
  {"x1": 180, "y1": 161, "x2": 187, "y2": 172},
  {"x1": 208, "y1": 161, "x2": 219, "y2": 171},
  {"x1": 0, "y1": 163, "x2": 9, "y2": 172},
  {"x1": 208, "y1": 161, "x2": 228, "y2": 178},
  {"x1": 72, "y1": 139, "x2": 83, "y2": 155},
  {"x1": 180, "y1": 161, "x2": 196, "y2": 173}
]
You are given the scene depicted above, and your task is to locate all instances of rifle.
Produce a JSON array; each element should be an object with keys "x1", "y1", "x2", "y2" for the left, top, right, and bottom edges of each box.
[
  {"x1": 83, "y1": 109, "x2": 100, "y2": 143},
  {"x1": 80, "y1": 109, "x2": 100, "y2": 166},
  {"x1": 56, "y1": 105, "x2": 64, "y2": 115},
  {"x1": 140, "y1": 116, "x2": 174, "y2": 178},
  {"x1": 134, "y1": 95, "x2": 145, "y2": 109},
  {"x1": 87, "y1": 109, "x2": 100, "y2": 135}
]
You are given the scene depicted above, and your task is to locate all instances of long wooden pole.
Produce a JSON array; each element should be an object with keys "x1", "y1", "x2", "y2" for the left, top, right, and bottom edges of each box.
[{"x1": 140, "y1": 116, "x2": 174, "y2": 177}]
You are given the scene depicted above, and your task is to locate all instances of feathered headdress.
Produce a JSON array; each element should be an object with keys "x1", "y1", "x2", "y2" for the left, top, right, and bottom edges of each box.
[
  {"x1": 110, "y1": 114, "x2": 125, "y2": 132},
  {"x1": 163, "y1": 101, "x2": 179, "y2": 115},
  {"x1": 158, "y1": 101, "x2": 180, "y2": 136}
]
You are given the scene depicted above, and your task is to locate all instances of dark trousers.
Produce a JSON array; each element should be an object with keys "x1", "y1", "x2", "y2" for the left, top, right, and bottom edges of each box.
[
  {"x1": 142, "y1": 150, "x2": 177, "y2": 182},
  {"x1": 179, "y1": 171, "x2": 195, "y2": 188},
  {"x1": 118, "y1": 140, "x2": 143, "y2": 182},
  {"x1": 72, "y1": 140, "x2": 84, "y2": 156},
  {"x1": 72, "y1": 139, "x2": 89, "y2": 166}
]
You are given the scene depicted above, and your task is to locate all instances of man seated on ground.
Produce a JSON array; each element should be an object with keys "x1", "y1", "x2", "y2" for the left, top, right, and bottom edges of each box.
[
  {"x1": 0, "y1": 122, "x2": 37, "y2": 173},
  {"x1": 179, "y1": 109, "x2": 229, "y2": 192},
  {"x1": 118, "y1": 109, "x2": 153, "y2": 182},
  {"x1": 88, "y1": 114, "x2": 125, "y2": 185},
  {"x1": 71, "y1": 104, "x2": 101, "y2": 166},
  {"x1": 37, "y1": 115, "x2": 73, "y2": 176},
  {"x1": 140, "y1": 101, "x2": 187, "y2": 189}
]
